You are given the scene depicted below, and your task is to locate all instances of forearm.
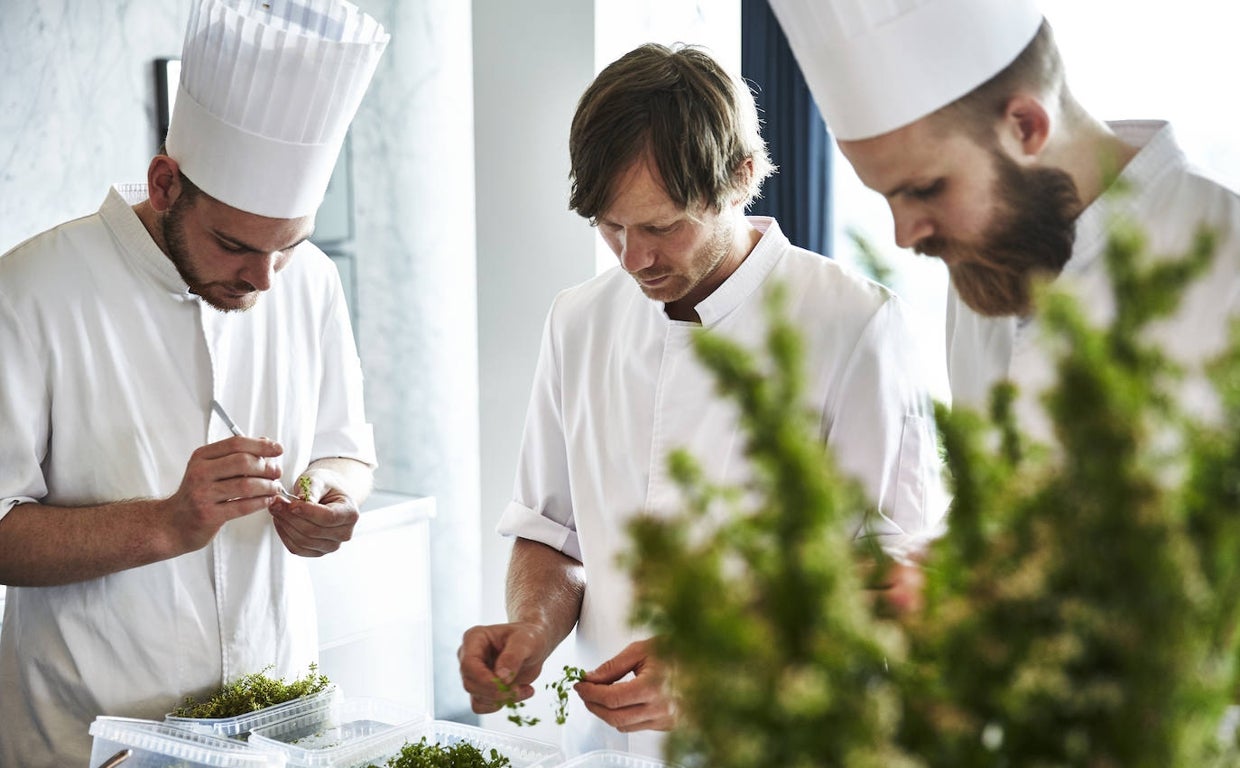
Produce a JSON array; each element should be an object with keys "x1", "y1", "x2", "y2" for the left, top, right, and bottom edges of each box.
[
  {"x1": 0, "y1": 499, "x2": 179, "y2": 587},
  {"x1": 506, "y1": 537, "x2": 585, "y2": 659},
  {"x1": 305, "y1": 456, "x2": 374, "y2": 506}
]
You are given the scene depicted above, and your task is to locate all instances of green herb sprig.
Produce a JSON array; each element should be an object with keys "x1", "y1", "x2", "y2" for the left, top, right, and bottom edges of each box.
[
  {"x1": 170, "y1": 663, "x2": 331, "y2": 719},
  {"x1": 298, "y1": 474, "x2": 313, "y2": 501},
  {"x1": 367, "y1": 737, "x2": 511, "y2": 768},
  {"x1": 494, "y1": 677, "x2": 539, "y2": 727},
  {"x1": 547, "y1": 665, "x2": 586, "y2": 725}
]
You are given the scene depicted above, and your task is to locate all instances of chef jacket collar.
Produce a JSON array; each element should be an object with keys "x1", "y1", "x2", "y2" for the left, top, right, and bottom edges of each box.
[
  {"x1": 1064, "y1": 121, "x2": 1180, "y2": 280},
  {"x1": 100, "y1": 184, "x2": 198, "y2": 301},
  {"x1": 691, "y1": 216, "x2": 786, "y2": 328}
]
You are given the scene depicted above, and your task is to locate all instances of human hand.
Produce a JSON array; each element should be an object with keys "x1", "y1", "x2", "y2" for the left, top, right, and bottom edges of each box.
[
  {"x1": 164, "y1": 436, "x2": 287, "y2": 554},
  {"x1": 268, "y1": 468, "x2": 359, "y2": 557},
  {"x1": 862, "y1": 558, "x2": 926, "y2": 618},
  {"x1": 458, "y1": 622, "x2": 554, "y2": 715},
  {"x1": 576, "y1": 638, "x2": 677, "y2": 732}
]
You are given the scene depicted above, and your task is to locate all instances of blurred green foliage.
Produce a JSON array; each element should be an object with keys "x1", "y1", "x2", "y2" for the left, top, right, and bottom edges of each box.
[{"x1": 625, "y1": 220, "x2": 1240, "y2": 767}]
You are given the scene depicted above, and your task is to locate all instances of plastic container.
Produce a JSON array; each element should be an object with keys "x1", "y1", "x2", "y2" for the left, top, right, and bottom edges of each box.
[
  {"x1": 250, "y1": 718, "x2": 562, "y2": 768},
  {"x1": 556, "y1": 750, "x2": 680, "y2": 768},
  {"x1": 165, "y1": 685, "x2": 341, "y2": 740},
  {"x1": 88, "y1": 716, "x2": 286, "y2": 767},
  {"x1": 247, "y1": 697, "x2": 427, "y2": 765}
]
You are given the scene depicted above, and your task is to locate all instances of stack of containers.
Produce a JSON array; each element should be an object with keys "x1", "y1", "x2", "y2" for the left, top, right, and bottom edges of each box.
[
  {"x1": 87, "y1": 686, "x2": 566, "y2": 768},
  {"x1": 163, "y1": 685, "x2": 343, "y2": 741},
  {"x1": 87, "y1": 717, "x2": 288, "y2": 767}
]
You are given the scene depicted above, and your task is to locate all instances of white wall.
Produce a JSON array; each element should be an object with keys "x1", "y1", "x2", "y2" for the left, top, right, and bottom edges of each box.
[{"x1": 472, "y1": 0, "x2": 598, "y2": 633}]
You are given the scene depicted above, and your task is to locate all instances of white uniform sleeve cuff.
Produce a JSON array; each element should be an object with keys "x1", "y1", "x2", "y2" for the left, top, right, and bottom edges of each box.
[
  {"x1": 0, "y1": 496, "x2": 38, "y2": 521},
  {"x1": 496, "y1": 501, "x2": 582, "y2": 562}
]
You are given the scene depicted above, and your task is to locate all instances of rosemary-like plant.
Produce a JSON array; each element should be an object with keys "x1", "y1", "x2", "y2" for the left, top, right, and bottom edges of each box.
[
  {"x1": 625, "y1": 218, "x2": 1240, "y2": 767},
  {"x1": 170, "y1": 663, "x2": 331, "y2": 719}
]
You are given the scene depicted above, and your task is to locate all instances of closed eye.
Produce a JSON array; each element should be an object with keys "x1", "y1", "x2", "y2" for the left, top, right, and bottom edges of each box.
[
  {"x1": 216, "y1": 239, "x2": 250, "y2": 253},
  {"x1": 645, "y1": 222, "x2": 679, "y2": 235},
  {"x1": 907, "y1": 180, "x2": 945, "y2": 201}
]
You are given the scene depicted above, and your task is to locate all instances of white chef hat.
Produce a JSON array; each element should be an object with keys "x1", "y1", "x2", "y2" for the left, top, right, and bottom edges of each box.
[
  {"x1": 768, "y1": 0, "x2": 1043, "y2": 141},
  {"x1": 165, "y1": 0, "x2": 389, "y2": 218}
]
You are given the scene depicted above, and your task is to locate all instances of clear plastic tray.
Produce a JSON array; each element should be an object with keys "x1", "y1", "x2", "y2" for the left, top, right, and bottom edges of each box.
[
  {"x1": 247, "y1": 697, "x2": 427, "y2": 765},
  {"x1": 165, "y1": 685, "x2": 341, "y2": 740},
  {"x1": 556, "y1": 750, "x2": 680, "y2": 768},
  {"x1": 250, "y1": 718, "x2": 562, "y2": 768},
  {"x1": 88, "y1": 716, "x2": 286, "y2": 767}
]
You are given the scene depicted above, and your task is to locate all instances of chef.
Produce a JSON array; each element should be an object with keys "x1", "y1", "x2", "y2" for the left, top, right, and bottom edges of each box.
[
  {"x1": 770, "y1": 0, "x2": 1240, "y2": 433},
  {"x1": 0, "y1": 1, "x2": 387, "y2": 765},
  {"x1": 458, "y1": 43, "x2": 947, "y2": 758}
]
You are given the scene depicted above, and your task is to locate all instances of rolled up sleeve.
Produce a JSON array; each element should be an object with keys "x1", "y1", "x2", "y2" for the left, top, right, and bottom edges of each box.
[
  {"x1": 496, "y1": 302, "x2": 582, "y2": 562},
  {"x1": 0, "y1": 288, "x2": 49, "y2": 520}
]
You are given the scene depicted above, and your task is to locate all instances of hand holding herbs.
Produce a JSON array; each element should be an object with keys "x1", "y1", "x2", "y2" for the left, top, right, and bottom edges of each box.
[{"x1": 170, "y1": 663, "x2": 331, "y2": 718}]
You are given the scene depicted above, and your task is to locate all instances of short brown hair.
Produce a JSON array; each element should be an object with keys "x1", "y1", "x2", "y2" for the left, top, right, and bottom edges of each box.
[
  {"x1": 568, "y1": 43, "x2": 774, "y2": 221},
  {"x1": 937, "y1": 20, "x2": 1073, "y2": 144}
]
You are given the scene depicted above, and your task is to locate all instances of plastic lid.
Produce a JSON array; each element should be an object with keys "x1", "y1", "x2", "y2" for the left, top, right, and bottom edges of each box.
[{"x1": 89, "y1": 717, "x2": 283, "y2": 767}]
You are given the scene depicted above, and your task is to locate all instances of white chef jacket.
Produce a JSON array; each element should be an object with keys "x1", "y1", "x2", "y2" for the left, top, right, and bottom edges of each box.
[
  {"x1": 0, "y1": 186, "x2": 376, "y2": 768},
  {"x1": 947, "y1": 121, "x2": 1240, "y2": 437},
  {"x1": 498, "y1": 217, "x2": 947, "y2": 757}
]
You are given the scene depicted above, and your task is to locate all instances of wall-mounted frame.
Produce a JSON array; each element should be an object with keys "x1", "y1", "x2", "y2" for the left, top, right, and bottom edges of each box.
[
  {"x1": 150, "y1": 56, "x2": 354, "y2": 247},
  {"x1": 154, "y1": 58, "x2": 180, "y2": 148}
]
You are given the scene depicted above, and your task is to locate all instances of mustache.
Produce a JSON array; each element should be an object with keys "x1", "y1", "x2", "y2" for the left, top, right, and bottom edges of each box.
[
  {"x1": 631, "y1": 269, "x2": 671, "y2": 281},
  {"x1": 913, "y1": 238, "x2": 949, "y2": 259}
]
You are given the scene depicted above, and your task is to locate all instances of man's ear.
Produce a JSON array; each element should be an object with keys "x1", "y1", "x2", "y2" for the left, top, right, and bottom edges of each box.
[
  {"x1": 998, "y1": 94, "x2": 1052, "y2": 161},
  {"x1": 730, "y1": 156, "x2": 756, "y2": 208},
  {"x1": 146, "y1": 155, "x2": 184, "y2": 213}
]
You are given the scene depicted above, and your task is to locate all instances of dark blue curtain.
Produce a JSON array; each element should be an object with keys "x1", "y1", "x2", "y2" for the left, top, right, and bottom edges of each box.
[{"x1": 741, "y1": 0, "x2": 833, "y2": 257}]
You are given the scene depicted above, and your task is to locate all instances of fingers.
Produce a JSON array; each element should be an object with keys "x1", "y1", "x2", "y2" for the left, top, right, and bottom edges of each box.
[
  {"x1": 576, "y1": 677, "x2": 677, "y2": 732},
  {"x1": 458, "y1": 624, "x2": 545, "y2": 713},
  {"x1": 576, "y1": 638, "x2": 676, "y2": 732},
  {"x1": 269, "y1": 498, "x2": 358, "y2": 557},
  {"x1": 197, "y1": 435, "x2": 284, "y2": 461},
  {"x1": 584, "y1": 639, "x2": 648, "y2": 684},
  {"x1": 872, "y1": 560, "x2": 926, "y2": 617},
  {"x1": 187, "y1": 440, "x2": 288, "y2": 503}
]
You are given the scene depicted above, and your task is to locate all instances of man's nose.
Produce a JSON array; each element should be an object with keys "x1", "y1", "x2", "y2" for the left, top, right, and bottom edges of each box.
[
  {"x1": 241, "y1": 252, "x2": 279, "y2": 291},
  {"x1": 892, "y1": 206, "x2": 934, "y2": 251},
  {"x1": 619, "y1": 231, "x2": 656, "y2": 273}
]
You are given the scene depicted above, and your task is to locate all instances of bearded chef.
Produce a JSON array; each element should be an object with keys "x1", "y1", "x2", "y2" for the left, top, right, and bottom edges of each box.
[
  {"x1": 0, "y1": 2, "x2": 388, "y2": 765},
  {"x1": 458, "y1": 42, "x2": 948, "y2": 759},
  {"x1": 770, "y1": 0, "x2": 1240, "y2": 435}
]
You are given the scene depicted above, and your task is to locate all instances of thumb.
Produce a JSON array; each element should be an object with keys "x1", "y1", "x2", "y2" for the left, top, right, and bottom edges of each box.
[
  {"x1": 586, "y1": 640, "x2": 645, "y2": 684},
  {"x1": 493, "y1": 633, "x2": 542, "y2": 685}
]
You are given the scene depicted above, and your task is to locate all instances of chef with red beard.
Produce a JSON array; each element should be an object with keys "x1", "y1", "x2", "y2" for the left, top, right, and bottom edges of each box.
[{"x1": 771, "y1": 0, "x2": 1240, "y2": 434}]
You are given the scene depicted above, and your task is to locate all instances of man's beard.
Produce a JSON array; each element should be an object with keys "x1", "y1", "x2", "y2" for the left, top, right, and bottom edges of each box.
[
  {"x1": 162, "y1": 198, "x2": 256, "y2": 313},
  {"x1": 917, "y1": 149, "x2": 1080, "y2": 317},
  {"x1": 632, "y1": 209, "x2": 735, "y2": 306}
]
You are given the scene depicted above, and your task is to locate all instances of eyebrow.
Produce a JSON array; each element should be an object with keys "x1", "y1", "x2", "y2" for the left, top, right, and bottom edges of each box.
[
  {"x1": 597, "y1": 214, "x2": 681, "y2": 229},
  {"x1": 213, "y1": 229, "x2": 314, "y2": 254}
]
